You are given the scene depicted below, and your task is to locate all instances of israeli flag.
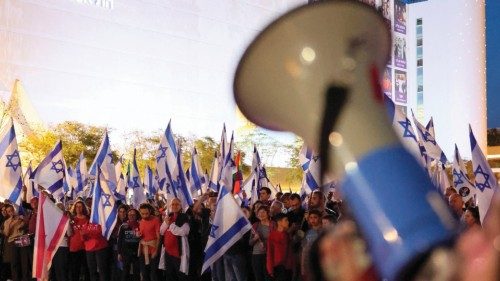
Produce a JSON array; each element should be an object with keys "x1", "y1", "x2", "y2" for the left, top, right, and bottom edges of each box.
[
  {"x1": 219, "y1": 124, "x2": 229, "y2": 167},
  {"x1": 202, "y1": 185, "x2": 252, "y2": 273},
  {"x1": 31, "y1": 140, "x2": 65, "y2": 196},
  {"x1": 299, "y1": 144, "x2": 313, "y2": 171},
  {"x1": 89, "y1": 131, "x2": 115, "y2": 178},
  {"x1": 145, "y1": 165, "x2": 159, "y2": 198},
  {"x1": 156, "y1": 121, "x2": 178, "y2": 191},
  {"x1": 252, "y1": 145, "x2": 278, "y2": 198},
  {"x1": 426, "y1": 117, "x2": 435, "y2": 139},
  {"x1": 216, "y1": 131, "x2": 234, "y2": 192},
  {"x1": 128, "y1": 149, "x2": 146, "y2": 207},
  {"x1": 74, "y1": 153, "x2": 88, "y2": 197},
  {"x1": 384, "y1": 97, "x2": 421, "y2": 163},
  {"x1": 114, "y1": 171, "x2": 127, "y2": 201},
  {"x1": 90, "y1": 168, "x2": 118, "y2": 239},
  {"x1": 24, "y1": 162, "x2": 39, "y2": 201},
  {"x1": 208, "y1": 151, "x2": 219, "y2": 192},
  {"x1": 412, "y1": 111, "x2": 447, "y2": 163},
  {"x1": 0, "y1": 119, "x2": 23, "y2": 205},
  {"x1": 220, "y1": 149, "x2": 236, "y2": 192},
  {"x1": 452, "y1": 144, "x2": 475, "y2": 202},
  {"x1": 189, "y1": 147, "x2": 205, "y2": 197},
  {"x1": 62, "y1": 163, "x2": 76, "y2": 198},
  {"x1": 469, "y1": 125, "x2": 498, "y2": 223},
  {"x1": 300, "y1": 153, "x2": 321, "y2": 197},
  {"x1": 172, "y1": 148, "x2": 194, "y2": 210},
  {"x1": 252, "y1": 145, "x2": 261, "y2": 174},
  {"x1": 241, "y1": 171, "x2": 257, "y2": 205}
]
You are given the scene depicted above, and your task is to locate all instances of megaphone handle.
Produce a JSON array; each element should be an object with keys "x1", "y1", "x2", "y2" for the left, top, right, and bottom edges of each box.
[{"x1": 319, "y1": 85, "x2": 349, "y2": 191}]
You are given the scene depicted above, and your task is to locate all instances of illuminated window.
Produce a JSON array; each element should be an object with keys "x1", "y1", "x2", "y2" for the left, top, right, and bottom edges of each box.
[{"x1": 416, "y1": 18, "x2": 424, "y2": 121}]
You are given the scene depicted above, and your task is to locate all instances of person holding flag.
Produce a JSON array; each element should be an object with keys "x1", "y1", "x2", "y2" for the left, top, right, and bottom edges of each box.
[
  {"x1": 160, "y1": 197, "x2": 190, "y2": 281},
  {"x1": 87, "y1": 167, "x2": 118, "y2": 281},
  {"x1": 32, "y1": 193, "x2": 70, "y2": 281}
]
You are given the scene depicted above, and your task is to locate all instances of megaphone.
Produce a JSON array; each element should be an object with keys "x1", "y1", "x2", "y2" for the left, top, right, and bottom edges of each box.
[{"x1": 233, "y1": 1, "x2": 457, "y2": 280}]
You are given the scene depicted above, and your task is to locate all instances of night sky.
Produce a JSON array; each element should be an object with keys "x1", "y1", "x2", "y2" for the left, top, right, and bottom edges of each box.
[{"x1": 487, "y1": 0, "x2": 500, "y2": 128}]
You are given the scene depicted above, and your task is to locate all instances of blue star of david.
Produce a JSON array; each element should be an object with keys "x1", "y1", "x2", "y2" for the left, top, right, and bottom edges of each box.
[
  {"x1": 398, "y1": 119, "x2": 417, "y2": 142},
  {"x1": 132, "y1": 176, "x2": 140, "y2": 188},
  {"x1": 209, "y1": 224, "x2": 219, "y2": 238},
  {"x1": 474, "y1": 165, "x2": 492, "y2": 192},
  {"x1": 5, "y1": 150, "x2": 20, "y2": 172},
  {"x1": 102, "y1": 193, "x2": 112, "y2": 207},
  {"x1": 165, "y1": 182, "x2": 171, "y2": 193},
  {"x1": 422, "y1": 131, "x2": 437, "y2": 145},
  {"x1": 51, "y1": 160, "x2": 64, "y2": 174},
  {"x1": 157, "y1": 144, "x2": 168, "y2": 162},
  {"x1": 453, "y1": 169, "x2": 465, "y2": 186}
]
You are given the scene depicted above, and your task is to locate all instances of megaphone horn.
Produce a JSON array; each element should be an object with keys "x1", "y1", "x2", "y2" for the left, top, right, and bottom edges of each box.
[{"x1": 234, "y1": 1, "x2": 458, "y2": 280}]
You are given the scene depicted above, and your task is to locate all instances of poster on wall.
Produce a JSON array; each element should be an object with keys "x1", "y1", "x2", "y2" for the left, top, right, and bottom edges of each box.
[
  {"x1": 394, "y1": 0, "x2": 406, "y2": 34},
  {"x1": 394, "y1": 35, "x2": 406, "y2": 69},
  {"x1": 395, "y1": 70, "x2": 407, "y2": 103},
  {"x1": 383, "y1": 67, "x2": 392, "y2": 99}
]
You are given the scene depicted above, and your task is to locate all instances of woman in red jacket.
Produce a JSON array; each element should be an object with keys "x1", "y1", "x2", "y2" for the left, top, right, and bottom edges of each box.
[
  {"x1": 68, "y1": 201, "x2": 90, "y2": 281},
  {"x1": 82, "y1": 207, "x2": 109, "y2": 281}
]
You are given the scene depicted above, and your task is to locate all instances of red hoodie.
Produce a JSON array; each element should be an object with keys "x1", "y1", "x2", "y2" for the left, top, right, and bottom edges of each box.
[
  {"x1": 266, "y1": 230, "x2": 294, "y2": 275},
  {"x1": 81, "y1": 222, "x2": 108, "y2": 252}
]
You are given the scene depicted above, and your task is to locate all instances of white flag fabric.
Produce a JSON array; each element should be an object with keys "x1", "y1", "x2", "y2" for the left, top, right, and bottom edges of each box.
[
  {"x1": 24, "y1": 162, "x2": 39, "y2": 202},
  {"x1": 156, "y1": 121, "x2": 178, "y2": 191},
  {"x1": 89, "y1": 131, "x2": 115, "y2": 179},
  {"x1": 218, "y1": 124, "x2": 229, "y2": 169},
  {"x1": 412, "y1": 111, "x2": 447, "y2": 163},
  {"x1": 469, "y1": 125, "x2": 498, "y2": 223},
  {"x1": 90, "y1": 168, "x2": 118, "y2": 239},
  {"x1": 172, "y1": 149, "x2": 194, "y2": 210},
  {"x1": 452, "y1": 144, "x2": 475, "y2": 202},
  {"x1": 430, "y1": 164, "x2": 450, "y2": 196},
  {"x1": 0, "y1": 119, "x2": 23, "y2": 205},
  {"x1": 202, "y1": 185, "x2": 252, "y2": 273},
  {"x1": 33, "y1": 193, "x2": 70, "y2": 280},
  {"x1": 74, "y1": 153, "x2": 88, "y2": 197},
  {"x1": 385, "y1": 97, "x2": 422, "y2": 162},
  {"x1": 62, "y1": 162, "x2": 75, "y2": 199},
  {"x1": 241, "y1": 170, "x2": 257, "y2": 205},
  {"x1": 189, "y1": 147, "x2": 205, "y2": 197},
  {"x1": 301, "y1": 153, "x2": 321, "y2": 197},
  {"x1": 31, "y1": 141, "x2": 65, "y2": 196},
  {"x1": 114, "y1": 171, "x2": 127, "y2": 201},
  {"x1": 208, "y1": 151, "x2": 219, "y2": 192},
  {"x1": 426, "y1": 117, "x2": 435, "y2": 139}
]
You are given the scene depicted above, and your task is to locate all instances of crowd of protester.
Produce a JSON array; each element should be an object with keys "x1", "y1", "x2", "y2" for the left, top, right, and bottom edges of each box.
[{"x1": 0, "y1": 182, "x2": 488, "y2": 281}]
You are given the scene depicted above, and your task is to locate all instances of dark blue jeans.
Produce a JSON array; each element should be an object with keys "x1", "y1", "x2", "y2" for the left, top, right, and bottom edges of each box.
[
  {"x1": 223, "y1": 253, "x2": 247, "y2": 281},
  {"x1": 86, "y1": 247, "x2": 109, "y2": 281}
]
